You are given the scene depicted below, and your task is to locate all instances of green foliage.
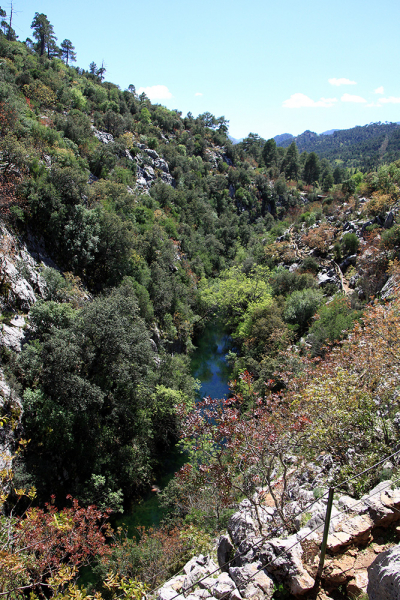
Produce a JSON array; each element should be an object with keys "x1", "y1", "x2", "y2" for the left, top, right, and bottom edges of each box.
[
  {"x1": 342, "y1": 232, "x2": 360, "y2": 255},
  {"x1": 284, "y1": 287, "x2": 324, "y2": 333},
  {"x1": 307, "y1": 295, "x2": 361, "y2": 356},
  {"x1": 381, "y1": 224, "x2": 400, "y2": 249}
]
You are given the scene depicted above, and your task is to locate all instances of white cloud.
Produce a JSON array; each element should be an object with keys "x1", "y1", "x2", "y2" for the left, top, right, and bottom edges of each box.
[
  {"x1": 374, "y1": 86, "x2": 384, "y2": 94},
  {"x1": 195, "y1": 92, "x2": 203, "y2": 96},
  {"x1": 329, "y1": 78, "x2": 357, "y2": 86},
  {"x1": 341, "y1": 93, "x2": 367, "y2": 103},
  {"x1": 137, "y1": 85, "x2": 173, "y2": 100},
  {"x1": 378, "y1": 96, "x2": 400, "y2": 104},
  {"x1": 283, "y1": 93, "x2": 337, "y2": 108}
]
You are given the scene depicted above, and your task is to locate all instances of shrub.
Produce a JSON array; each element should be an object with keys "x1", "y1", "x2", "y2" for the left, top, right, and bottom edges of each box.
[
  {"x1": 307, "y1": 295, "x2": 361, "y2": 356},
  {"x1": 284, "y1": 288, "x2": 324, "y2": 334},
  {"x1": 381, "y1": 225, "x2": 400, "y2": 249},
  {"x1": 300, "y1": 256, "x2": 319, "y2": 274},
  {"x1": 342, "y1": 232, "x2": 360, "y2": 256}
]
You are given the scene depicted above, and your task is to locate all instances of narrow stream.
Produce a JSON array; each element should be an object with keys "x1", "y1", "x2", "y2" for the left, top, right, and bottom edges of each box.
[{"x1": 116, "y1": 320, "x2": 231, "y2": 534}]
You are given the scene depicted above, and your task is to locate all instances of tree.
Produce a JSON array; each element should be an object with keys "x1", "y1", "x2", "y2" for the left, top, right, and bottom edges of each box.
[
  {"x1": 31, "y1": 13, "x2": 57, "y2": 57},
  {"x1": 282, "y1": 141, "x2": 300, "y2": 180},
  {"x1": 89, "y1": 61, "x2": 98, "y2": 75},
  {"x1": 262, "y1": 138, "x2": 278, "y2": 168},
  {"x1": 0, "y1": 4, "x2": 17, "y2": 40},
  {"x1": 303, "y1": 152, "x2": 320, "y2": 185},
  {"x1": 61, "y1": 39, "x2": 77, "y2": 65},
  {"x1": 97, "y1": 60, "x2": 106, "y2": 82}
]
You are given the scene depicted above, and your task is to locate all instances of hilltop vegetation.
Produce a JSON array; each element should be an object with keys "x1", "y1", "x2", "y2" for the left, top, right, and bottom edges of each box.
[
  {"x1": 2, "y1": 11, "x2": 400, "y2": 599},
  {"x1": 275, "y1": 122, "x2": 400, "y2": 170}
]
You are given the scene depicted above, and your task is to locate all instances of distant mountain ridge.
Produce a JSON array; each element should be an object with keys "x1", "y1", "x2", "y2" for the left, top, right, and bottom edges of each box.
[{"x1": 274, "y1": 122, "x2": 400, "y2": 169}]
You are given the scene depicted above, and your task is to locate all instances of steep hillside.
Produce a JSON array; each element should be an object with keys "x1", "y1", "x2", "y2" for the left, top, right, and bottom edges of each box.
[{"x1": 276, "y1": 122, "x2": 400, "y2": 169}]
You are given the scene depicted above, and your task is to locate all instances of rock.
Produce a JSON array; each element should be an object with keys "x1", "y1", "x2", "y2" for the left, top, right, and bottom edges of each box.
[
  {"x1": 218, "y1": 535, "x2": 234, "y2": 572},
  {"x1": 157, "y1": 587, "x2": 185, "y2": 600},
  {"x1": 228, "y1": 499, "x2": 258, "y2": 546},
  {"x1": 145, "y1": 148, "x2": 159, "y2": 160},
  {"x1": 229, "y1": 562, "x2": 274, "y2": 599},
  {"x1": 0, "y1": 323, "x2": 26, "y2": 352},
  {"x1": 242, "y1": 583, "x2": 264, "y2": 600},
  {"x1": 183, "y1": 555, "x2": 219, "y2": 593},
  {"x1": 368, "y1": 544, "x2": 400, "y2": 600},
  {"x1": 260, "y1": 536, "x2": 315, "y2": 595},
  {"x1": 317, "y1": 271, "x2": 340, "y2": 288},
  {"x1": 92, "y1": 128, "x2": 114, "y2": 144},
  {"x1": 348, "y1": 274, "x2": 360, "y2": 289},
  {"x1": 192, "y1": 590, "x2": 213, "y2": 599},
  {"x1": 381, "y1": 275, "x2": 397, "y2": 300},
  {"x1": 327, "y1": 514, "x2": 373, "y2": 552},
  {"x1": 384, "y1": 211, "x2": 395, "y2": 229},
  {"x1": 339, "y1": 254, "x2": 357, "y2": 271},
  {"x1": 199, "y1": 577, "x2": 218, "y2": 591},
  {"x1": 347, "y1": 570, "x2": 368, "y2": 596},
  {"x1": 211, "y1": 573, "x2": 238, "y2": 599},
  {"x1": 360, "y1": 480, "x2": 400, "y2": 526}
]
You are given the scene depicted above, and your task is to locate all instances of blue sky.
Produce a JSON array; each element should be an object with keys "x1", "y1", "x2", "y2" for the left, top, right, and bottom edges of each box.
[{"x1": 11, "y1": 0, "x2": 400, "y2": 139}]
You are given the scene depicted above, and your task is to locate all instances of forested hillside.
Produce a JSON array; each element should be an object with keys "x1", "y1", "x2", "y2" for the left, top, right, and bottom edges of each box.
[
  {"x1": 2, "y1": 11, "x2": 400, "y2": 600},
  {"x1": 275, "y1": 122, "x2": 400, "y2": 170}
]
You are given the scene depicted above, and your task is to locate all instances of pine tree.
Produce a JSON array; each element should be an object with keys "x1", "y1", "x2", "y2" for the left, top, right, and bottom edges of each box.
[
  {"x1": 61, "y1": 39, "x2": 77, "y2": 65},
  {"x1": 31, "y1": 13, "x2": 57, "y2": 57}
]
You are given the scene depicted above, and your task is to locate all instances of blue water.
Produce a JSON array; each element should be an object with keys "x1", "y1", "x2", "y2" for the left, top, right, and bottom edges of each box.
[
  {"x1": 191, "y1": 321, "x2": 231, "y2": 401},
  {"x1": 114, "y1": 320, "x2": 232, "y2": 536}
]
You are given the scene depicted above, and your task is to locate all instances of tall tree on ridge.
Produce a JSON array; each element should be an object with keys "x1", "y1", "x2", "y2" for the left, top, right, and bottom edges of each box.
[
  {"x1": 31, "y1": 12, "x2": 57, "y2": 57},
  {"x1": 61, "y1": 39, "x2": 77, "y2": 65}
]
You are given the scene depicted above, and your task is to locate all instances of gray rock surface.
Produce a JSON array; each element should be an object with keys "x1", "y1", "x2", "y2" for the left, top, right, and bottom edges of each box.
[
  {"x1": 217, "y1": 534, "x2": 234, "y2": 572},
  {"x1": 368, "y1": 544, "x2": 400, "y2": 600}
]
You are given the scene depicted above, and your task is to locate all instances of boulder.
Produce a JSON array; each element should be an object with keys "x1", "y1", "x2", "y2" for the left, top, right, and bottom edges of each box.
[
  {"x1": 183, "y1": 555, "x2": 218, "y2": 593},
  {"x1": 260, "y1": 536, "x2": 315, "y2": 595},
  {"x1": 368, "y1": 544, "x2": 400, "y2": 600},
  {"x1": 360, "y1": 480, "x2": 400, "y2": 526},
  {"x1": 384, "y1": 211, "x2": 395, "y2": 229},
  {"x1": 0, "y1": 323, "x2": 26, "y2": 352},
  {"x1": 228, "y1": 499, "x2": 258, "y2": 546},
  {"x1": 217, "y1": 535, "x2": 234, "y2": 572},
  {"x1": 211, "y1": 573, "x2": 239, "y2": 599},
  {"x1": 229, "y1": 562, "x2": 274, "y2": 599},
  {"x1": 92, "y1": 128, "x2": 114, "y2": 144}
]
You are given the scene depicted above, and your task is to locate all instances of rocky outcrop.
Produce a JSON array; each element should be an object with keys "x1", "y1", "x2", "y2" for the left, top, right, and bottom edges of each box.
[
  {"x1": 368, "y1": 544, "x2": 400, "y2": 600},
  {"x1": 135, "y1": 145, "x2": 174, "y2": 192}
]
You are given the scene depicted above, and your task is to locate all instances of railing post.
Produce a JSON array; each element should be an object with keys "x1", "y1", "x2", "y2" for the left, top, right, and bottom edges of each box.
[{"x1": 316, "y1": 487, "x2": 334, "y2": 581}]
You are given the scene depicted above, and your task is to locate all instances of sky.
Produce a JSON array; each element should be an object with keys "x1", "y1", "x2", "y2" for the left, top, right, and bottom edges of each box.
[{"x1": 10, "y1": 0, "x2": 400, "y2": 140}]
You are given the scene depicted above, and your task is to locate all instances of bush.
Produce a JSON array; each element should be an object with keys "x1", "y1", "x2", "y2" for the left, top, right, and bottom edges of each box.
[
  {"x1": 381, "y1": 225, "x2": 400, "y2": 249},
  {"x1": 300, "y1": 256, "x2": 319, "y2": 274},
  {"x1": 284, "y1": 288, "x2": 324, "y2": 334},
  {"x1": 307, "y1": 295, "x2": 361, "y2": 356},
  {"x1": 342, "y1": 232, "x2": 360, "y2": 255}
]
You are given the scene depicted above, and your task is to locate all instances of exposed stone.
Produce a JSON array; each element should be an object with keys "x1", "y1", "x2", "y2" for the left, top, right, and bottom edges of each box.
[
  {"x1": 183, "y1": 555, "x2": 219, "y2": 593},
  {"x1": 0, "y1": 323, "x2": 26, "y2": 352},
  {"x1": 228, "y1": 499, "x2": 258, "y2": 546},
  {"x1": 384, "y1": 211, "x2": 395, "y2": 229},
  {"x1": 327, "y1": 514, "x2": 373, "y2": 552},
  {"x1": 360, "y1": 480, "x2": 400, "y2": 526},
  {"x1": 192, "y1": 590, "x2": 213, "y2": 599},
  {"x1": 92, "y1": 128, "x2": 114, "y2": 144},
  {"x1": 211, "y1": 573, "x2": 238, "y2": 599},
  {"x1": 260, "y1": 536, "x2": 315, "y2": 595},
  {"x1": 217, "y1": 535, "x2": 234, "y2": 572},
  {"x1": 368, "y1": 544, "x2": 400, "y2": 600},
  {"x1": 229, "y1": 562, "x2": 274, "y2": 599},
  {"x1": 346, "y1": 570, "x2": 369, "y2": 596}
]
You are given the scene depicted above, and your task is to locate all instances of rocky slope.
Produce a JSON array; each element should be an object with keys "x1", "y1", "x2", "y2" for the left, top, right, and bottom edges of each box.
[{"x1": 157, "y1": 478, "x2": 400, "y2": 600}]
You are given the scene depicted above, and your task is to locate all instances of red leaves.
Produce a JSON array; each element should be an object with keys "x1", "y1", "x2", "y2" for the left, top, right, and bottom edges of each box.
[{"x1": 1, "y1": 497, "x2": 112, "y2": 597}]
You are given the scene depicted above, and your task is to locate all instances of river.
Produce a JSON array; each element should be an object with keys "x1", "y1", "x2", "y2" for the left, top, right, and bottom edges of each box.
[{"x1": 116, "y1": 320, "x2": 231, "y2": 535}]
